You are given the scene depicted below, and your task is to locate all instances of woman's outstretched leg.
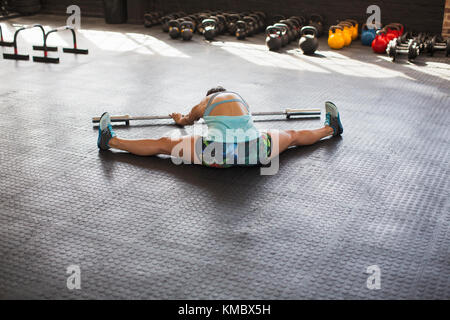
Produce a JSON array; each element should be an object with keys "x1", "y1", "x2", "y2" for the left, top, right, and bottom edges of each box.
[
  {"x1": 267, "y1": 101, "x2": 343, "y2": 158},
  {"x1": 108, "y1": 135, "x2": 200, "y2": 164},
  {"x1": 97, "y1": 112, "x2": 201, "y2": 163},
  {"x1": 267, "y1": 126, "x2": 334, "y2": 157},
  {"x1": 108, "y1": 136, "x2": 176, "y2": 156}
]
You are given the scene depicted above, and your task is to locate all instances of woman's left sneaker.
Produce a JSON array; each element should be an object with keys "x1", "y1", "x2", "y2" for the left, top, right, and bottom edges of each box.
[
  {"x1": 324, "y1": 101, "x2": 343, "y2": 136},
  {"x1": 97, "y1": 112, "x2": 116, "y2": 150}
]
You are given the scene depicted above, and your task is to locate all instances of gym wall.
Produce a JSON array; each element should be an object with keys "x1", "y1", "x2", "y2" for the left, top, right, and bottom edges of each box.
[
  {"x1": 40, "y1": 0, "x2": 446, "y2": 34},
  {"x1": 443, "y1": 0, "x2": 450, "y2": 36},
  {"x1": 41, "y1": 0, "x2": 104, "y2": 17}
]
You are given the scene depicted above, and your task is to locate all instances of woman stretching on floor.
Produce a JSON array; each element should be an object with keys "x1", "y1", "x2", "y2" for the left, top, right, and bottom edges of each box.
[{"x1": 96, "y1": 86, "x2": 343, "y2": 168}]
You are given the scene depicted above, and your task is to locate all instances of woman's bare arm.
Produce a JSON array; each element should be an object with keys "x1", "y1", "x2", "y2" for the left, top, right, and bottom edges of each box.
[{"x1": 169, "y1": 98, "x2": 207, "y2": 126}]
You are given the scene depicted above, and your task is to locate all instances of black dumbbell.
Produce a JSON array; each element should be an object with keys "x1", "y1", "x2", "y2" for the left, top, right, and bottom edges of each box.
[
  {"x1": 426, "y1": 35, "x2": 450, "y2": 57},
  {"x1": 386, "y1": 38, "x2": 420, "y2": 62}
]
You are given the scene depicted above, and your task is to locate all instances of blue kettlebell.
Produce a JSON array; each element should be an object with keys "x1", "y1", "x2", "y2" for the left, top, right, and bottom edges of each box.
[{"x1": 361, "y1": 23, "x2": 377, "y2": 46}]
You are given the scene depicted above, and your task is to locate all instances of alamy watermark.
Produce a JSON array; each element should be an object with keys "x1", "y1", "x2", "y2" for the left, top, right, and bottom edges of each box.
[
  {"x1": 366, "y1": 5, "x2": 382, "y2": 30},
  {"x1": 366, "y1": 265, "x2": 381, "y2": 290},
  {"x1": 66, "y1": 265, "x2": 81, "y2": 290},
  {"x1": 66, "y1": 5, "x2": 81, "y2": 29}
]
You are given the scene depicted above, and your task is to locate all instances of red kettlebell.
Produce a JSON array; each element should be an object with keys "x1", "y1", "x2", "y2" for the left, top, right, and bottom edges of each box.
[
  {"x1": 390, "y1": 22, "x2": 404, "y2": 36},
  {"x1": 385, "y1": 24, "x2": 400, "y2": 41},
  {"x1": 372, "y1": 28, "x2": 388, "y2": 53}
]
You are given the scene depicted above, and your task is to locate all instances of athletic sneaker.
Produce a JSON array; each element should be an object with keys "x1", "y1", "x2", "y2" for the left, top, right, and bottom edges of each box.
[
  {"x1": 97, "y1": 112, "x2": 116, "y2": 150},
  {"x1": 324, "y1": 101, "x2": 343, "y2": 136}
]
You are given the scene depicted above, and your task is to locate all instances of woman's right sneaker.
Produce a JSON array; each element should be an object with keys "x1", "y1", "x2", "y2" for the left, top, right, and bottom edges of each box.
[
  {"x1": 324, "y1": 101, "x2": 343, "y2": 136},
  {"x1": 97, "y1": 112, "x2": 116, "y2": 150}
]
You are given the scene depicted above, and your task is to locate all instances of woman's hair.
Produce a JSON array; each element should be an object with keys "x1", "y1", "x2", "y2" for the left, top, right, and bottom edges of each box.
[{"x1": 206, "y1": 86, "x2": 226, "y2": 96}]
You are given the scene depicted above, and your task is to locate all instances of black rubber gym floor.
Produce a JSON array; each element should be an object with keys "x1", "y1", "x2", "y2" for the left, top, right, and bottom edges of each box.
[{"x1": 0, "y1": 15, "x2": 449, "y2": 299}]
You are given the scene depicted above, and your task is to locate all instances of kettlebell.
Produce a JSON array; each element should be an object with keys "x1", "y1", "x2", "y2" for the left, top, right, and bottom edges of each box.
[
  {"x1": 280, "y1": 19, "x2": 296, "y2": 42},
  {"x1": 243, "y1": 16, "x2": 257, "y2": 36},
  {"x1": 227, "y1": 14, "x2": 240, "y2": 35},
  {"x1": 249, "y1": 14, "x2": 263, "y2": 33},
  {"x1": 346, "y1": 19, "x2": 359, "y2": 40},
  {"x1": 270, "y1": 14, "x2": 286, "y2": 25},
  {"x1": 372, "y1": 28, "x2": 388, "y2": 53},
  {"x1": 299, "y1": 26, "x2": 318, "y2": 55},
  {"x1": 360, "y1": 23, "x2": 376, "y2": 46},
  {"x1": 385, "y1": 24, "x2": 400, "y2": 41},
  {"x1": 181, "y1": 21, "x2": 194, "y2": 41},
  {"x1": 389, "y1": 23, "x2": 404, "y2": 36},
  {"x1": 202, "y1": 18, "x2": 217, "y2": 40},
  {"x1": 168, "y1": 20, "x2": 181, "y2": 39},
  {"x1": 338, "y1": 21, "x2": 352, "y2": 46},
  {"x1": 328, "y1": 25, "x2": 345, "y2": 50},
  {"x1": 265, "y1": 25, "x2": 283, "y2": 51},
  {"x1": 309, "y1": 14, "x2": 324, "y2": 37},
  {"x1": 273, "y1": 23, "x2": 289, "y2": 46},
  {"x1": 161, "y1": 16, "x2": 172, "y2": 32},
  {"x1": 287, "y1": 18, "x2": 301, "y2": 39},
  {"x1": 216, "y1": 15, "x2": 227, "y2": 34},
  {"x1": 235, "y1": 20, "x2": 247, "y2": 39}
]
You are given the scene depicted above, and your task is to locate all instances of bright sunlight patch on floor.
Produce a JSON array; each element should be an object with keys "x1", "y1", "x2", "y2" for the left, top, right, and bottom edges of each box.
[
  {"x1": 210, "y1": 40, "x2": 416, "y2": 79},
  {"x1": 212, "y1": 40, "x2": 329, "y2": 73},
  {"x1": 125, "y1": 32, "x2": 190, "y2": 58},
  {"x1": 78, "y1": 29, "x2": 142, "y2": 52}
]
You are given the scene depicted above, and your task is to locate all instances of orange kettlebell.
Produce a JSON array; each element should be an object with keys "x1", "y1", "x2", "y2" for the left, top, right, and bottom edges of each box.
[
  {"x1": 346, "y1": 19, "x2": 359, "y2": 40},
  {"x1": 328, "y1": 25, "x2": 345, "y2": 49},
  {"x1": 338, "y1": 21, "x2": 352, "y2": 46}
]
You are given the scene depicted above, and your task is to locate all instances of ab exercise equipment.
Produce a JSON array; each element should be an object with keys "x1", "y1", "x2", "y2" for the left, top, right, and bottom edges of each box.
[{"x1": 2, "y1": 24, "x2": 88, "y2": 63}]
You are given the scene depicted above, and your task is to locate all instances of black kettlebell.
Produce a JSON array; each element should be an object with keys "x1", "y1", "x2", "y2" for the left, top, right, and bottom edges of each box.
[
  {"x1": 299, "y1": 26, "x2": 319, "y2": 55},
  {"x1": 227, "y1": 14, "x2": 240, "y2": 35},
  {"x1": 168, "y1": 20, "x2": 181, "y2": 39},
  {"x1": 280, "y1": 19, "x2": 296, "y2": 42},
  {"x1": 161, "y1": 16, "x2": 172, "y2": 32},
  {"x1": 202, "y1": 18, "x2": 217, "y2": 40},
  {"x1": 243, "y1": 16, "x2": 257, "y2": 36},
  {"x1": 273, "y1": 23, "x2": 289, "y2": 46},
  {"x1": 265, "y1": 25, "x2": 283, "y2": 51},
  {"x1": 181, "y1": 21, "x2": 194, "y2": 41},
  {"x1": 235, "y1": 20, "x2": 247, "y2": 40},
  {"x1": 309, "y1": 14, "x2": 324, "y2": 37}
]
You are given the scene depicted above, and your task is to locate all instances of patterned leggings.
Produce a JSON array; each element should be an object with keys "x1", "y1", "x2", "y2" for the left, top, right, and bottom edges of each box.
[{"x1": 197, "y1": 133, "x2": 272, "y2": 168}]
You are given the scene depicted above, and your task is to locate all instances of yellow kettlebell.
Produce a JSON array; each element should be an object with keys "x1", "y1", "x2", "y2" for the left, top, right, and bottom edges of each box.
[
  {"x1": 346, "y1": 19, "x2": 359, "y2": 40},
  {"x1": 328, "y1": 25, "x2": 345, "y2": 49},
  {"x1": 338, "y1": 22, "x2": 352, "y2": 46}
]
